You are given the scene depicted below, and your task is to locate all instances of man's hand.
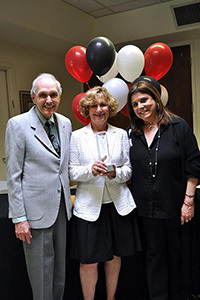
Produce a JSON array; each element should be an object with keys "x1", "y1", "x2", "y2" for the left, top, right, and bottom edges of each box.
[{"x1": 15, "y1": 221, "x2": 32, "y2": 244}]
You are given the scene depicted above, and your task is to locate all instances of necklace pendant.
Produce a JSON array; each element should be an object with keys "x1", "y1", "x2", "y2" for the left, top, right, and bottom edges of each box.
[{"x1": 149, "y1": 124, "x2": 156, "y2": 131}]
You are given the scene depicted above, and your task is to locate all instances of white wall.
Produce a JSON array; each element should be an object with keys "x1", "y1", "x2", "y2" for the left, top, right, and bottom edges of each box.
[
  {"x1": 0, "y1": 40, "x2": 84, "y2": 130},
  {"x1": 0, "y1": 0, "x2": 94, "y2": 47}
]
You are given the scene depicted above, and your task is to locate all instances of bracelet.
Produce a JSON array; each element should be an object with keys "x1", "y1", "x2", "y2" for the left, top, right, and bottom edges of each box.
[
  {"x1": 185, "y1": 193, "x2": 195, "y2": 198},
  {"x1": 184, "y1": 198, "x2": 194, "y2": 207}
]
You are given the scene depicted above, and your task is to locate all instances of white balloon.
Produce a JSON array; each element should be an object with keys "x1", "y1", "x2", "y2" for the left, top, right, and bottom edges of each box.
[
  {"x1": 97, "y1": 53, "x2": 118, "y2": 83},
  {"x1": 117, "y1": 45, "x2": 144, "y2": 82},
  {"x1": 161, "y1": 84, "x2": 169, "y2": 106},
  {"x1": 103, "y1": 78, "x2": 129, "y2": 112}
]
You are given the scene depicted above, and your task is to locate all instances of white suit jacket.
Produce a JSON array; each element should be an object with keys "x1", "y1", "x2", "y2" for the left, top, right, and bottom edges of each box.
[
  {"x1": 69, "y1": 123, "x2": 136, "y2": 222},
  {"x1": 5, "y1": 106, "x2": 72, "y2": 228}
]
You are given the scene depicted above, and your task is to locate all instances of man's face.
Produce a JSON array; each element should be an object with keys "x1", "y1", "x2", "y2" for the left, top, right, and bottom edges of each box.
[{"x1": 32, "y1": 77, "x2": 60, "y2": 119}]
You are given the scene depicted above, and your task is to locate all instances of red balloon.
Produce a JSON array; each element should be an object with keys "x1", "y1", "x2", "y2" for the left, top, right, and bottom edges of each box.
[
  {"x1": 120, "y1": 103, "x2": 129, "y2": 117},
  {"x1": 144, "y1": 43, "x2": 173, "y2": 80},
  {"x1": 65, "y1": 46, "x2": 93, "y2": 83},
  {"x1": 72, "y1": 93, "x2": 90, "y2": 125}
]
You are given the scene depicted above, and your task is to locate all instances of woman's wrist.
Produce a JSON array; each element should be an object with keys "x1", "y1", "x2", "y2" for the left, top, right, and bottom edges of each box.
[
  {"x1": 183, "y1": 198, "x2": 194, "y2": 207},
  {"x1": 185, "y1": 193, "x2": 195, "y2": 199}
]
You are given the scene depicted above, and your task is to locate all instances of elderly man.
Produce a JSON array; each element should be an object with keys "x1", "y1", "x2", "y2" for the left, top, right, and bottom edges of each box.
[{"x1": 5, "y1": 73, "x2": 72, "y2": 300}]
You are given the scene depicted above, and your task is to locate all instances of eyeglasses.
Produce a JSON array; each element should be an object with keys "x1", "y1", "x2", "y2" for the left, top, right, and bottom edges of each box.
[{"x1": 37, "y1": 92, "x2": 59, "y2": 99}]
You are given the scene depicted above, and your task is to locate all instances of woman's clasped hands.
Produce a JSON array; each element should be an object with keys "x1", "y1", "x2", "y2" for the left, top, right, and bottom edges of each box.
[{"x1": 92, "y1": 157, "x2": 116, "y2": 178}]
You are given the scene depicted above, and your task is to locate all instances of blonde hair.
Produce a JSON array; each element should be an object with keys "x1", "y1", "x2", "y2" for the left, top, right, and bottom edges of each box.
[{"x1": 80, "y1": 86, "x2": 118, "y2": 119}]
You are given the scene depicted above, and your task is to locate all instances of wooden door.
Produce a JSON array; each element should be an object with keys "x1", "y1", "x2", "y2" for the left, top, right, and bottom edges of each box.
[
  {"x1": 159, "y1": 45, "x2": 193, "y2": 129},
  {"x1": 0, "y1": 69, "x2": 10, "y2": 181}
]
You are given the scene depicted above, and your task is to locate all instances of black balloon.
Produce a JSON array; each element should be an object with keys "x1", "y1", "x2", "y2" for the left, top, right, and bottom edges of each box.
[{"x1": 86, "y1": 37, "x2": 116, "y2": 76}]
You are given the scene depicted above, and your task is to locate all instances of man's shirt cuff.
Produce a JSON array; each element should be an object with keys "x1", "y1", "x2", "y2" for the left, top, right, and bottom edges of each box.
[{"x1": 12, "y1": 216, "x2": 27, "y2": 224}]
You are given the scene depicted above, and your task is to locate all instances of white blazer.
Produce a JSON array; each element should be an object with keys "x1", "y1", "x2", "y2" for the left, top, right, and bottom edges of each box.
[{"x1": 69, "y1": 123, "x2": 136, "y2": 222}]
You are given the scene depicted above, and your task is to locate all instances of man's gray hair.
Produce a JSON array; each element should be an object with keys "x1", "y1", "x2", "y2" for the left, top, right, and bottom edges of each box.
[{"x1": 30, "y1": 73, "x2": 62, "y2": 97}]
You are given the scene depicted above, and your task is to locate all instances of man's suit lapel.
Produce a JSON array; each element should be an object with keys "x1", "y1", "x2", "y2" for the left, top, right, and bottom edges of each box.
[
  {"x1": 29, "y1": 107, "x2": 59, "y2": 157},
  {"x1": 56, "y1": 114, "x2": 67, "y2": 161}
]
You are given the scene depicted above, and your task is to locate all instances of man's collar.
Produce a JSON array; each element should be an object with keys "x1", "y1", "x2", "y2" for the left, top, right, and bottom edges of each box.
[{"x1": 34, "y1": 106, "x2": 55, "y2": 126}]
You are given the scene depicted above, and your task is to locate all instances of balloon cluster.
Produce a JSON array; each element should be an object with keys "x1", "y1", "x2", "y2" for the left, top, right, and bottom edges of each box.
[{"x1": 65, "y1": 37, "x2": 173, "y2": 124}]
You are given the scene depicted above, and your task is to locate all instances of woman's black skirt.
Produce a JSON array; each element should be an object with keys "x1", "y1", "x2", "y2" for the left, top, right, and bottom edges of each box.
[{"x1": 70, "y1": 202, "x2": 142, "y2": 264}]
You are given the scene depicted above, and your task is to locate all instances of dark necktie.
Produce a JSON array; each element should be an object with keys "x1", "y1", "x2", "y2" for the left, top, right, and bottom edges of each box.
[{"x1": 45, "y1": 120, "x2": 60, "y2": 156}]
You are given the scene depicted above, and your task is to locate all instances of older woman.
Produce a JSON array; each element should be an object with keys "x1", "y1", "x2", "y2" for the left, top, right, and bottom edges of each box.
[
  {"x1": 69, "y1": 86, "x2": 141, "y2": 300},
  {"x1": 127, "y1": 75, "x2": 200, "y2": 300}
]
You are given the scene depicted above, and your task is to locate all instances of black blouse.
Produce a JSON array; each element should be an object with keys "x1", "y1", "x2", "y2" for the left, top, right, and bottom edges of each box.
[{"x1": 129, "y1": 117, "x2": 200, "y2": 219}]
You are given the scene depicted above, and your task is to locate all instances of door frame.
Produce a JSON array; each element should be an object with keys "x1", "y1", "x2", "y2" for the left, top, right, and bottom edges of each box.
[{"x1": 0, "y1": 62, "x2": 18, "y2": 118}]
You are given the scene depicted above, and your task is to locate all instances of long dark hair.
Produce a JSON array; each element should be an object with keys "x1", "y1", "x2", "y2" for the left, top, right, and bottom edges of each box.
[{"x1": 127, "y1": 80, "x2": 176, "y2": 134}]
